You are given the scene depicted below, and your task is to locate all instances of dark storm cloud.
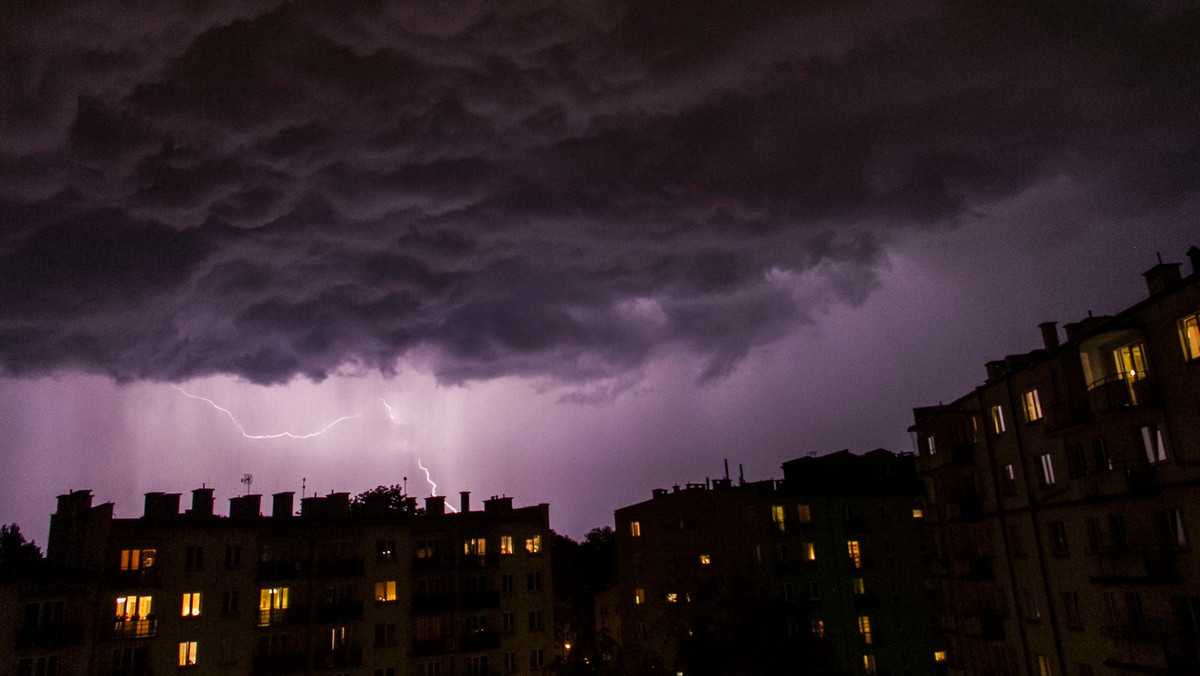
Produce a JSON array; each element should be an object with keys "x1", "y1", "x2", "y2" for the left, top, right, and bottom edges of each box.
[{"x1": 1, "y1": 1, "x2": 1198, "y2": 387}]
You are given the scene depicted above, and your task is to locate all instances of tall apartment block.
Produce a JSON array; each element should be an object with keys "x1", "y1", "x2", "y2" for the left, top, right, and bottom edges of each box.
[
  {"x1": 613, "y1": 451, "x2": 935, "y2": 675},
  {"x1": 911, "y1": 247, "x2": 1200, "y2": 676},
  {"x1": 9, "y1": 487, "x2": 555, "y2": 676}
]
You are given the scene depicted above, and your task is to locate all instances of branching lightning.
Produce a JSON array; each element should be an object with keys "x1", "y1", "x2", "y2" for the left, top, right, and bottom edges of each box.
[
  {"x1": 417, "y1": 457, "x2": 457, "y2": 513},
  {"x1": 174, "y1": 385, "x2": 360, "y2": 439}
]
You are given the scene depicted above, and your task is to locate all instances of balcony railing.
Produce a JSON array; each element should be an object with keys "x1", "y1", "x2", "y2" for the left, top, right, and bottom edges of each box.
[
  {"x1": 315, "y1": 600, "x2": 363, "y2": 623},
  {"x1": 316, "y1": 557, "x2": 364, "y2": 578},
  {"x1": 412, "y1": 594, "x2": 456, "y2": 615},
  {"x1": 1087, "y1": 372, "x2": 1159, "y2": 414},
  {"x1": 1091, "y1": 546, "x2": 1179, "y2": 584},
  {"x1": 253, "y1": 652, "x2": 306, "y2": 675},
  {"x1": 461, "y1": 630, "x2": 501, "y2": 652},
  {"x1": 111, "y1": 618, "x2": 156, "y2": 639},
  {"x1": 314, "y1": 646, "x2": 362, "y2": 669},
  {"x1": 459, "y1": 590, "x2": 501, "y2": 611},
  {"x1": 19, "y1": 623, "x2": 85, "y2": 649},
  {"x1": 257, "y1": 607, "x2": 297, "y2": 627},
  {"x1": 412, "y1": 637, "x2": 457, "y2": 657},
  {"x1": 108, "y1": 568, "x2": 162, "y2": 588},
  {"x1": 258, "y1": 559, "x2": 307, "y2": 580}
]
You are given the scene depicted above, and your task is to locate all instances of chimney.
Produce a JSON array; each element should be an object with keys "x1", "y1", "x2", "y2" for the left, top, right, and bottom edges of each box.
[
  {"x1": 272, "y1": 492, "x2": 294, "y2": 518},
  {"x1": 1038, "y1": 322, "x2": 1060, "y2": 350},
  {"x1": 460, "y1": 491, "x2": 471, "y2": 514},
  {"x1": 189, "y1": 488, "x2": 215, "y2": 517},
  {"x1": 425, "y1": 496, "x2": 445, "y2": 515},
  {"x1": 1143, "y1": 259, "x2": 1182, "y2": 296},
  {"x1": 229, "y1": 494, "x2": 261, "y2": 519},
  {"x1": 1188, "y1": 246, "x2": 1200, "y2": 277},
  {"x1": 484, "y1": 496, "x2": 513, "y2": 513},
  {"x1": 143, "y1": 492, "x2": 180, "y2": 520}
]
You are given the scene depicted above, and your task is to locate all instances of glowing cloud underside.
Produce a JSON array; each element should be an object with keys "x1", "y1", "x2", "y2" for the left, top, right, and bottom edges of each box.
[{"x1": 173, "y1": 385, "x2": 360, "y2": 439}]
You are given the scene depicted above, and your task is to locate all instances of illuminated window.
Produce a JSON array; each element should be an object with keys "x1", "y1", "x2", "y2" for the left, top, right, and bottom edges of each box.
[
  {"x1": 990, "y1": 405, "x2": 1006, "y2": 434},
  {"x1": 847, "y1": 541, "x2": 862, "y2": 568},
  {"x1": 258, "y1": 588, "x2": 289, "y2": 627},
  {"x1": 1039, "y1": 454, "x2": 1056, "y2": 486},
  {"x1": 330, "y1": 625, "x2": 347, "y2": 649},
  {"x1": 771, "y1": 504, "x2": 785, "y2": 531},
  {"x1": 464, "y1": 538, "x2": 486, "y2": 556},
  {"x1": 912, "y1": 508, "x2": 924, "y2": 519},
  {"x1": 500, "y1": 536, "x2": 514, "y2": 555},
  {"x1": 797, "y1": 505, "x2": 811, "y2": 522},
  {"x1": 116, "y1": 595, "x2": 153, "y2": 620},
  {"x1": 853, "y1": 578, "x2": 866, "y2": 595},
  {"x1": 926, "y1": 435, "x2": 936, "y2": 455},
  {"x1": 178, "y1": 641, "x2": 198, "y2": 667},
  {"x1": 863, "y1": 654, "x2": 876, "y2": 675},
  {"x1": 666, "y1": 593, "x2": 678, "y2": 603},
  {"x1": 802, "y1": 542, "x2": 816, "y2": 560},
  {"x1": 120, "y1": 548, "x2": 156, "y2": 570},
  {"x1": 1179, "y1": 313, "x2": 1200, "y2": 361},
  {"x1": 416, "y1": 540, "x2": 435, "y2": 559},
  {"x1": 1142, "y1": 424, "x2": 1167, "y2": 463},
  {"x1": 375, "y1": 581, "x2": 397, "y2": 602},
  {"x1": 1036, "y1": 654, "x2": 1051, "y2": 676},
  {"x1": 1023, "y1": 389, "x2": 1043, "y2": 422},
  {"x1": 526, "y1": 535, "x2": 542, "y2": 554},
  {"x1": 699, "y1": 554, "x2": 711, "y2": 565},
  {"x1": 934, "y1": 650, "x2": 947, "y2": 663},
  {"x1": 634, "y1": 588, "x2": 645, "y2": 605},
  {"x1": 630, "y1": 521, "x2": 641, "y2": 537},
  {"x1": 811, "y1": 619, "x2": 825, "y2": 637},
  {"x1": 858, "y1": 616, "x2": 872, "y2": 644},
  {"x1": 181, "y1": 592, "x2": 201, "y2": 617}
]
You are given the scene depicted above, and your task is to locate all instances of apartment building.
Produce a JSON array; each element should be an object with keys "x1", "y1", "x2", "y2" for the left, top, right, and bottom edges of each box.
[
  {"x1": 911, "y1": 247, "x2": 1200, "y2": 676},
  {"x1": 613, "y1": 451, "x2": 935, "y2": 675},
  {"x1": 11, "y1": 486, "x2": 555, "y2": 676}
]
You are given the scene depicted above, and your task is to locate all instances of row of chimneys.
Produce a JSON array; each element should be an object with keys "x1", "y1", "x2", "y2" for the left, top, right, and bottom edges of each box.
[{"x1": 140, "y1": 488, "x2": 511, "y2": 520}]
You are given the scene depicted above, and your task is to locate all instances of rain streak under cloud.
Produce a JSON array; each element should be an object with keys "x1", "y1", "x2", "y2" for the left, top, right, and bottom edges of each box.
[{"x1": 1, "y1": 1, "x2": 1199, "y2": 537}]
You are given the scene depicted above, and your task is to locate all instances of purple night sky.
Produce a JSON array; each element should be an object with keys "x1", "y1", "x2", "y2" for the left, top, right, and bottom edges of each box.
[{"x1": 2, "y1": 1, "x2": 1198, "y2": 541}]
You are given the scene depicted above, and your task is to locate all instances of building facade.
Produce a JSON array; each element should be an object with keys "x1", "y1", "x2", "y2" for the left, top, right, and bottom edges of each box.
[
  {"x1": 911, "y1": 247, "x2": 1200, "y2": 676},
  {"x1": 11, "y1": 487, "x2": 556, "y2": 676},
  {"x1": 613, "y1": 451, "x2": 935, "y2": 675}
]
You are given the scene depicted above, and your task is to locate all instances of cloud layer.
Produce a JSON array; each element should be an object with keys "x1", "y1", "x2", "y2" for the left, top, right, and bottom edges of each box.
[{"x1": 2, "y1": 1, "x2": 1198, "y2": 386}]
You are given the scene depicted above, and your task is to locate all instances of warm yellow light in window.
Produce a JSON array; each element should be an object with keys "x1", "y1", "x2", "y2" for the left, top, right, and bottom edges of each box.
[
  {"x1": 634, "y1": 588, "x2": 645, "y2": 605},
  {"x1": 630, "y1": 521, "x2": 641, "y2": 537},
  {"x1": 847, "y1": 540, "x2": 861, "y2": 568},
  {"x1": 912, "y1": 508, "x2": 924, "y2": 518},
  {"x1": 666, "y1": 593, "x2": 678, "y2": 603},
  {"x1": 863, "y1": 654, "x2": 876, "y2": 675},
  {"x1": 181, "y1": 592, "x2": 201, "y2": 617},
  {"x1": 853, "y1": 578, "x2": 865, "y2": 595},
  {"x1": 699, "y1": 554, "x2": 711, "y2": 565},
  {"x1": 178, "y1": 641, "x2": 198, "y2": 667},
  {"x1": 990, "y1": 405, "x2": 1006, "y2": 434},
  {"x1": 803, "y1": 542, "x2": 815, "y2": 560},
  {"x1": 464, "y1": 538, "x2": 486, "y2": 555},
  {"x1": 858, "y1": 616, "x2": 872, "y2": 644},
  {"x1": 934, "y1": 650, "x2": 947, "y2": 663},
  {"x1": 1180, "y1": 314, "x2": 1200, "y2": 361},
  {"x1": 526, "y1": 534, "x2": 542, "y2": 553},
  {"x1": 811, "y1": 619, "x2": 825, "y2": 637},
  {"x1": 771, "y1": 505, "x2": 785, "y2": 531},
  {"x1": 375, "y1": 581, "x2": 396, "y2": 602}
]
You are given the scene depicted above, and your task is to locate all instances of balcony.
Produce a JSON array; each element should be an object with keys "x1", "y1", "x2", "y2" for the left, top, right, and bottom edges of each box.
[
  {"x1": 1092, "y1": 546, "x2": 1179, "y2": 584},
  {"x1": 108, "y1": 568, "x2": 162, "y2": 589},
  {"x1": 315, "y1": 600, "x2": 363, "y2": 623},
  {"x1": 110, "y1": 618, "x2": 156, "y2": 639},
  {"x1": 412, "y1": 556, "x2": 453, "y2": 573},
  {"x1": 1103, "y1": 617, "x2": 1199, "y2": 673},
  {"x1": 19, "y1": 623, "x2": 85, "y2": 649},
  {"x1": 412, "y1": 594, "x2": 456, "y2": 615},
  {"x1": 257, "y1": 606, "x2": 304, "y2": 627},
  {"x1": 253, "y1": 652, "x2": 306, "y2": 675},
  {"x1": 258, "y1": 559, "x2": 306, "y2": 580},
  {"x1": 960, "y1": 614, "x2": 1005, "y2": 641},
  {"x1": 316, "y1": 557, "x2": 364, "y2": 578},
  {"x1": 1087, "y1": 372, "x2": 1159, "y2": 415},
  {"x1": 461, "y1": 630, "x2": 501, "y2": 652},
  {"x1": 314, "y1": 645, "x2": 362, "y2": 669},
  {"x1": 459, "y1": 590, "x2": 501, "y2": 611},
  {"x1": 413, "y1": 637, "x2": 457, "y2": 658},
  {"x1": 853, "y1": 592, "x2": 881, "y2": 611},
  {"x1": 457, "y1": 553, "x2": 500, "y2": 570}
]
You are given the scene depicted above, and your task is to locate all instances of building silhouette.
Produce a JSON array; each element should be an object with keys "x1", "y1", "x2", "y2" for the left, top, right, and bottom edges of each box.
[
  {"x1": 910, "y1": 247, "x2": 1200, "y2": 676},
  {"x1": 613, "y1": 451, "x2": 935, "y2": 675},
  {"x1": 12, "y1": 487, "x2": 555, "y2": 675}
]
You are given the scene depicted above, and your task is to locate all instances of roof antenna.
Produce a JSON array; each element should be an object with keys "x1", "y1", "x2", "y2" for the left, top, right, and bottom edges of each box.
[
  {"x1": 301, "y1": 477, "x2": 306, "y2": 498},
  {"x1": 1157, "y1": 251, "x2": 1164, "y2": 264},
  {"x1": 738, "y1": 463, "x2": 745, "y2": 485},
  {"x1": 724, "y1": 459, "x2": 730, "y2": 481}
]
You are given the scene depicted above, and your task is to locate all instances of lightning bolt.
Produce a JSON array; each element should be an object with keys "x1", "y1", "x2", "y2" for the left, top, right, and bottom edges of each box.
[
  {"x1": 417, "y1": 457, "x2": 458, "y2": 513},
  {"x1": 381, "y1": 398, "x2": 399, "y2": 423},
  {"x1": 173, "y1": 385, "x2": 360, "y2": 439}
]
